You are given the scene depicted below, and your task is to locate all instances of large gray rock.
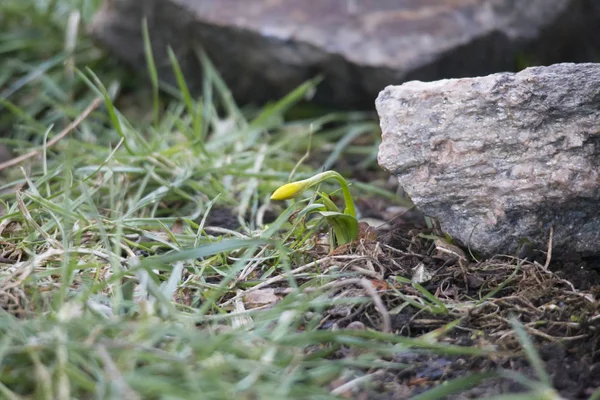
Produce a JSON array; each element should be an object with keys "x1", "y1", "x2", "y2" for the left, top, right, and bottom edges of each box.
[
  {"x1": 90, "y1": 0, "x2": 600, "y2": 109},
  {"x1": 377, "y1": 63, "x2": 600, "y2": 258}
]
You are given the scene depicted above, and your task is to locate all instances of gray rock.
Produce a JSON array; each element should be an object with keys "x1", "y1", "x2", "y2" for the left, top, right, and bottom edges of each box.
[
  {"x1": 90, "y1": 0, "x2": 600, "y2": 109},
  {"x1": 377, "y1": 63, "x2": 600, "y2": 258}
]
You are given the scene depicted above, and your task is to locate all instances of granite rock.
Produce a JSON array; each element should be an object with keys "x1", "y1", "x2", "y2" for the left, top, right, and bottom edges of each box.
[
  {"x1": 377, "y1": 63, "x2": 600, "y2": 257},
  {"x1": 90, "y1": 0, "x2": 600, "y2": 109}
]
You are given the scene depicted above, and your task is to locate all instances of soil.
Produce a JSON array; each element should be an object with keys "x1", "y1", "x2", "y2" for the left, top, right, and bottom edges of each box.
[{"x1": 329, "y1": 190, "x2": 600, "y2": 399}]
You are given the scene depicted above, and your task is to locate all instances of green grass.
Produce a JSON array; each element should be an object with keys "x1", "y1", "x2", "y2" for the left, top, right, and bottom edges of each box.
[{"x1": 0, "y1": 1, "x2": 574, "y2": 399}]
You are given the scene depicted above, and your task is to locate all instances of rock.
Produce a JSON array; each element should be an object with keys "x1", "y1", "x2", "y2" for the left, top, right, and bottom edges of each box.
[
  {"x1": 90, "y1": 0, "x2": 600, "y2": 109},
  {"x1": 376, "y1": 63, "x2": 600, "y2": 258}
]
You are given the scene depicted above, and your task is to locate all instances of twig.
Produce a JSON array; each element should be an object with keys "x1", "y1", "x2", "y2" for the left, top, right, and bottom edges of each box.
[
  {"x1": 330, "y1": 370, "x2": 383, "y2": 396},
  {"x1": 0, "y1": 97, "x2": 102, "y2": 172},
  {"x1": 544, "y1": 227, "x2": 553, "y2": 270}
]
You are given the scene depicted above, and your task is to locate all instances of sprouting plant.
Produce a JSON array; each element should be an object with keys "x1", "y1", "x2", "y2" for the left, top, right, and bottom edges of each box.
[{"x1": 270, "y1": 171, "x2": 358, "y2": 248}]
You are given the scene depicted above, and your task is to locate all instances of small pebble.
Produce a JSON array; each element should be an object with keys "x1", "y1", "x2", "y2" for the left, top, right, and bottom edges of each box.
[{"x1": 346, "y1": 321, "x2": 366, "y2": 330}]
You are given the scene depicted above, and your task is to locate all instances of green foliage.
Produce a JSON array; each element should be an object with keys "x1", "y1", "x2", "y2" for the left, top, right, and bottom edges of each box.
[
  {"x1": 0, "y1": 2, "x2": 396, "y2": 398},
  {"x1": 270, "y1": 171, "x2": 359, "y2": 248}
]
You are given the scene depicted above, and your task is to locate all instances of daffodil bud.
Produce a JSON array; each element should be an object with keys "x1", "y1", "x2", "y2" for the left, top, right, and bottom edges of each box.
[
  {"x1": 270, "y1": 171, "x2": 356, "y2": 218},
  {"x1": 270, "y1": 180, "x2": 311, "y2": 200}
]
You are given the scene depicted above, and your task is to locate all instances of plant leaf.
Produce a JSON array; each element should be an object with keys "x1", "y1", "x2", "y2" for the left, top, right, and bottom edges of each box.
[
  {"x1": 316, "y1": 192, "x2": 339, "y2": 213},
  {"x1": 317, "y1": 211, "x2": 358, "y2": 246}
]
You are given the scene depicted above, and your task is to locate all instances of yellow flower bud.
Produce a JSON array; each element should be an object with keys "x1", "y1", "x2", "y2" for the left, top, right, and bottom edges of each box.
[
  {"x1": 269, "y1": 171, "x2": 356, "y2": 218},
  {"x1": 270, "y1": 180, "x2": 310, "y2": 200}
]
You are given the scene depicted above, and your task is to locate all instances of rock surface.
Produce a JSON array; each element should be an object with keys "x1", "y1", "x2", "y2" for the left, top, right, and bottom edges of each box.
[
  {"x1": 377, "y1": 63, "x2": 600, "y2": 258},
  {"x1": 90, "y1": 0, "x2": 600, "y2": 109}
]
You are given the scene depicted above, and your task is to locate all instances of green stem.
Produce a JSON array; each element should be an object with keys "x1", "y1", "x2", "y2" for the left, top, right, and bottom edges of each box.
[{"x1": 310, "y1": 171, "x2": 356, "y2": 218}]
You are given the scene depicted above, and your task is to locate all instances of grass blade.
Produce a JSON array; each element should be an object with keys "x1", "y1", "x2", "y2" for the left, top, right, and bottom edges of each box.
[
  {"x1": 142, "y1": 18, "x2": 160, "y2": 128},
  {"x1": 410, "y1": 371, "x2": 498, "y2": 400},
  {"x1": 509, "y1": 317, "x2": 552, "y2": 387}
]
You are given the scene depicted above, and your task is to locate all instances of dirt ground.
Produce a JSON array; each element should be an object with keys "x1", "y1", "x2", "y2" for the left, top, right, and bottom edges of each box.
[{"x1": 337, "y1": 193, "x2": 600, "y2": 399}]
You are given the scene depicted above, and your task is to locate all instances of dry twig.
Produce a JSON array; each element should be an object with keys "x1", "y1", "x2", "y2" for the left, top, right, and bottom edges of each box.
[{"x1": 544, "y1": 227, "x2": 553, "y2": 270}]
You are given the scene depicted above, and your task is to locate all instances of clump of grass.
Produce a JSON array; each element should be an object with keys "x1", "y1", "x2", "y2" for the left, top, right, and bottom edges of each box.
[
  {"x1": 0, "y1": 0, "x2": 126, "y2": 147},
  {"x1": 0, "y1": 2, "x2": 423, "y2": 398}
]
